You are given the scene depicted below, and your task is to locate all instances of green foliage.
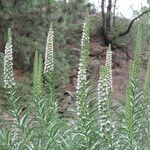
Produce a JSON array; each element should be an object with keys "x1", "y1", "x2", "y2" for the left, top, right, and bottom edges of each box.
[
  {"x1": 32, "y1": 51, "x2": 43, "y2": 96},
  {"x1": 143, "y1": 58, "x2": 150, "y2": 100},
  {"x1": 0, "y1": 129, "x2": 12, "y2": 149},
  {"x1": 121, "y1": 25, "x2": 144, "y2": 149},
  {"x1": 1, "y1": 91, "x2": 32, "y2": 149},
  {"x1": 54, "y1": 49, "x2": 70, "y2": 85},
  {"x1": 0, "y1": 0, "x2": 94, "y2": 86},
  {"x1": 1, "y1": 16, "x2": 150, "y2": 150},
  {"x1": 142, "y1": 58, "x2": 150, "y2": 148},
  {"x1": 141, "y1": 6, "x2": 150, "y2": 51},
  {"x1": 0, "y1": 52, "x2": 4, "y2": 91}
]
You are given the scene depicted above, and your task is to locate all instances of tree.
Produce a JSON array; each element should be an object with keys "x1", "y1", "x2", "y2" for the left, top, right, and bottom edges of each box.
[{"x1": 100, "y1": 0, "x2": 150, "y2": 45}]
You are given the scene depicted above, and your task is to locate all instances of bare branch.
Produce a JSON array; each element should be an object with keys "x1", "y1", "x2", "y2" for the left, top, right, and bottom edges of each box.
[{"x1": 118, "y1": 9, "x2": 150, "y2": 37}]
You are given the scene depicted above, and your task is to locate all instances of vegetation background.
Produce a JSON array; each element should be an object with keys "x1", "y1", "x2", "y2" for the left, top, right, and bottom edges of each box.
[{"x1": 0, "y1": 0, "x2": 150, "y2": 149}]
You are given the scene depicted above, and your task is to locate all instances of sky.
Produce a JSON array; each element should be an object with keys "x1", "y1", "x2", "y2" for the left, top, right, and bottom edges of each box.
[{"x1": 89, "y1": 0, "x2": 149, "y2": 18}]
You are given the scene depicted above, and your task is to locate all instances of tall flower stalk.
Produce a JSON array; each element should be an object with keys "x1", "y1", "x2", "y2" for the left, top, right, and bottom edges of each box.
[
  {"x1": 97, "y1": 66, "x2": 114, "y2": 148},
  {"x1": 106, "y1": 44, "x2": 112, "y2": 92},
  {"x1": 3, "y1": 30, "x2": 31, "y2": 149},
  {"x1": 4, "y1": 28, "x2": 15, "y2": 92},
  {"x1": 123, "y1": 25, "x2": 143, "y2": 149},
  {"x1": 33, "y1": 51, "x2": 43, "y2": 97},
  {"x1": 44, "y1": 24, "x2": 54, "y2": 74},
  {"x1": 76, "y1": 18, "x2": 90, "y2": 118},
  {"x1": 44, "y1": 24, "x2": 56, "y2": 112}
]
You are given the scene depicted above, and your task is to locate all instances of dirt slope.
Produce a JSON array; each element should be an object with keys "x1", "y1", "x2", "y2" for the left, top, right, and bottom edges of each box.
[{"x1": 58, "y1": 38, "x2": 148, "y2": 114}]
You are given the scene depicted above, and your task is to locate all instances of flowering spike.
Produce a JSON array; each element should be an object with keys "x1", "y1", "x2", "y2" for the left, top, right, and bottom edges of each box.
[
  {"x1": 123, "y1": 24, "x2": 142, "y2": 149},
  {"x1": 44, "y1": 24, "x2": 54, "y2": 74},
  {"x1": 38, "y1": 54, "x2": 43, "y2": 93},
  {"x1": 105, "y1": 44, "x2": 112, "y2": 92},
  {"x1": 97, "y1": 66, "x2": 113, "y2": 138},
  {"x1": 76, "y1": 18, "x2": 90, "y2": 117},
  {"x1": 4, "y1": 28, "x2": 15, "y2": 90},
  {"x1": 33, "y1": 51, "x2": 43, "y2": 96}
]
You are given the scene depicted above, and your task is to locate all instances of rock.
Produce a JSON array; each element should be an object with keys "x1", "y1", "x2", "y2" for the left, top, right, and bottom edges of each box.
[
  {"x1": 69, "y1": 69, "x2": 77, "y2": 85},
  {"x1": 57, "y1": 90, "x2": 76, "y2": 115},
  {"x1": 89, "y1": 58, "x2": 100, "y2": 71}
]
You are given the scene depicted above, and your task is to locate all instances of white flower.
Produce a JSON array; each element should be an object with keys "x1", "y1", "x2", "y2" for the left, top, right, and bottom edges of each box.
[
  {"x1": 76, "y1": 19, "x2": 89, "y2": 117},
  {"x1": 4, "y1": 28, "x2": 15, "y2": 90},
  {"x1": 106, "y1": 45, "x2": 113, "y2": 92},
  {"x1": 44, "y1": 25, "x2": 54, "y2": 74},
  {"x1": 106, "y1": 44, "x2": 112, "y2": 92},
  {"x1": 97, "y1": 66, "x2": 113, "y2": 137}
]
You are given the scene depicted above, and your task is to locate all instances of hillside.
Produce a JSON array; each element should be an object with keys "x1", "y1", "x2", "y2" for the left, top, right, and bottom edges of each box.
[
  {"x1": 0, "y1": 1, "x2": 150, "y2": 149},
  {"x1": 4, "y1": 37, "x2": 147, "y2": 116}
]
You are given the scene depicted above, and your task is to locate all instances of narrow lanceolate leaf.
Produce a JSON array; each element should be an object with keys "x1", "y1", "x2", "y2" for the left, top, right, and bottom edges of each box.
[
  {"x1": 76, "y1": 18, "x2": 90, "y2": 118},
  {"x1": 4, "y1": 28, "x2": 15, "y2": 90},
  {"x1": 126, "y1": 25, "x2": 142, "y2": 103},
  {"x1": 129, "y1": 25, "x2": 142, "y2": 82},
  {"x1": 125, "y1": 25, "x2": 142, "y2": 107},
  {"x1": 143, "y1": 58, "x2": 150, "y2": 100},
  {"x1": 123, "y1": 24, "x2": 142, "y2": 149},
  {"x1": 105, "y1": 44, "x2": 112, "y2": 92},
  {"x1": 44, "y1": 24, "x2": 54, "y2": 74}
]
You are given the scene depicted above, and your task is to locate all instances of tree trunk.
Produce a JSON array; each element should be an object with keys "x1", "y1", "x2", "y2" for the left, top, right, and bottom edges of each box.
[
  {"x1": 101, "y1": 0, "x2": 106, "y2": 27},
  {"x1": 106, "y1": 0, "x2": 112, "y2": 31},
  {"x1": 101, "y1": 0, "x2": 112, "y2": 45},
  {"x1": 112, "y1": 0, "x2": 117, "y2": 27},
  {"x1": 100, "y1": 0, "x2": 150, "y2": 46}
]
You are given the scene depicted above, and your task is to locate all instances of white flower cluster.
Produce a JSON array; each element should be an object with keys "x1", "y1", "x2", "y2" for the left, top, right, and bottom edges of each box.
[
  {"x1": 76, "y1": 20, "x2": 89, "y2": 117},
  {"x1": 76, "y1": 63, "x2": 87, "y2": 116},
  {"x1": 11, "y1": 123, "x2": 20, "y2": 144},
  {"x1": 44, "y1": 25, "x2": 54, "y2": 74},
  {"x1": 97, "y1": 67, "x2": 113, "y2": 138},
  {"x1": 4, "y1": 29, "x2": 15, "y2": 90},
  {"x1": 105, "y1": 44, "x2": 112, "y2": 92},
  {"x1": 76, "y1": 63, "x2": 87, "y2": 93}
]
